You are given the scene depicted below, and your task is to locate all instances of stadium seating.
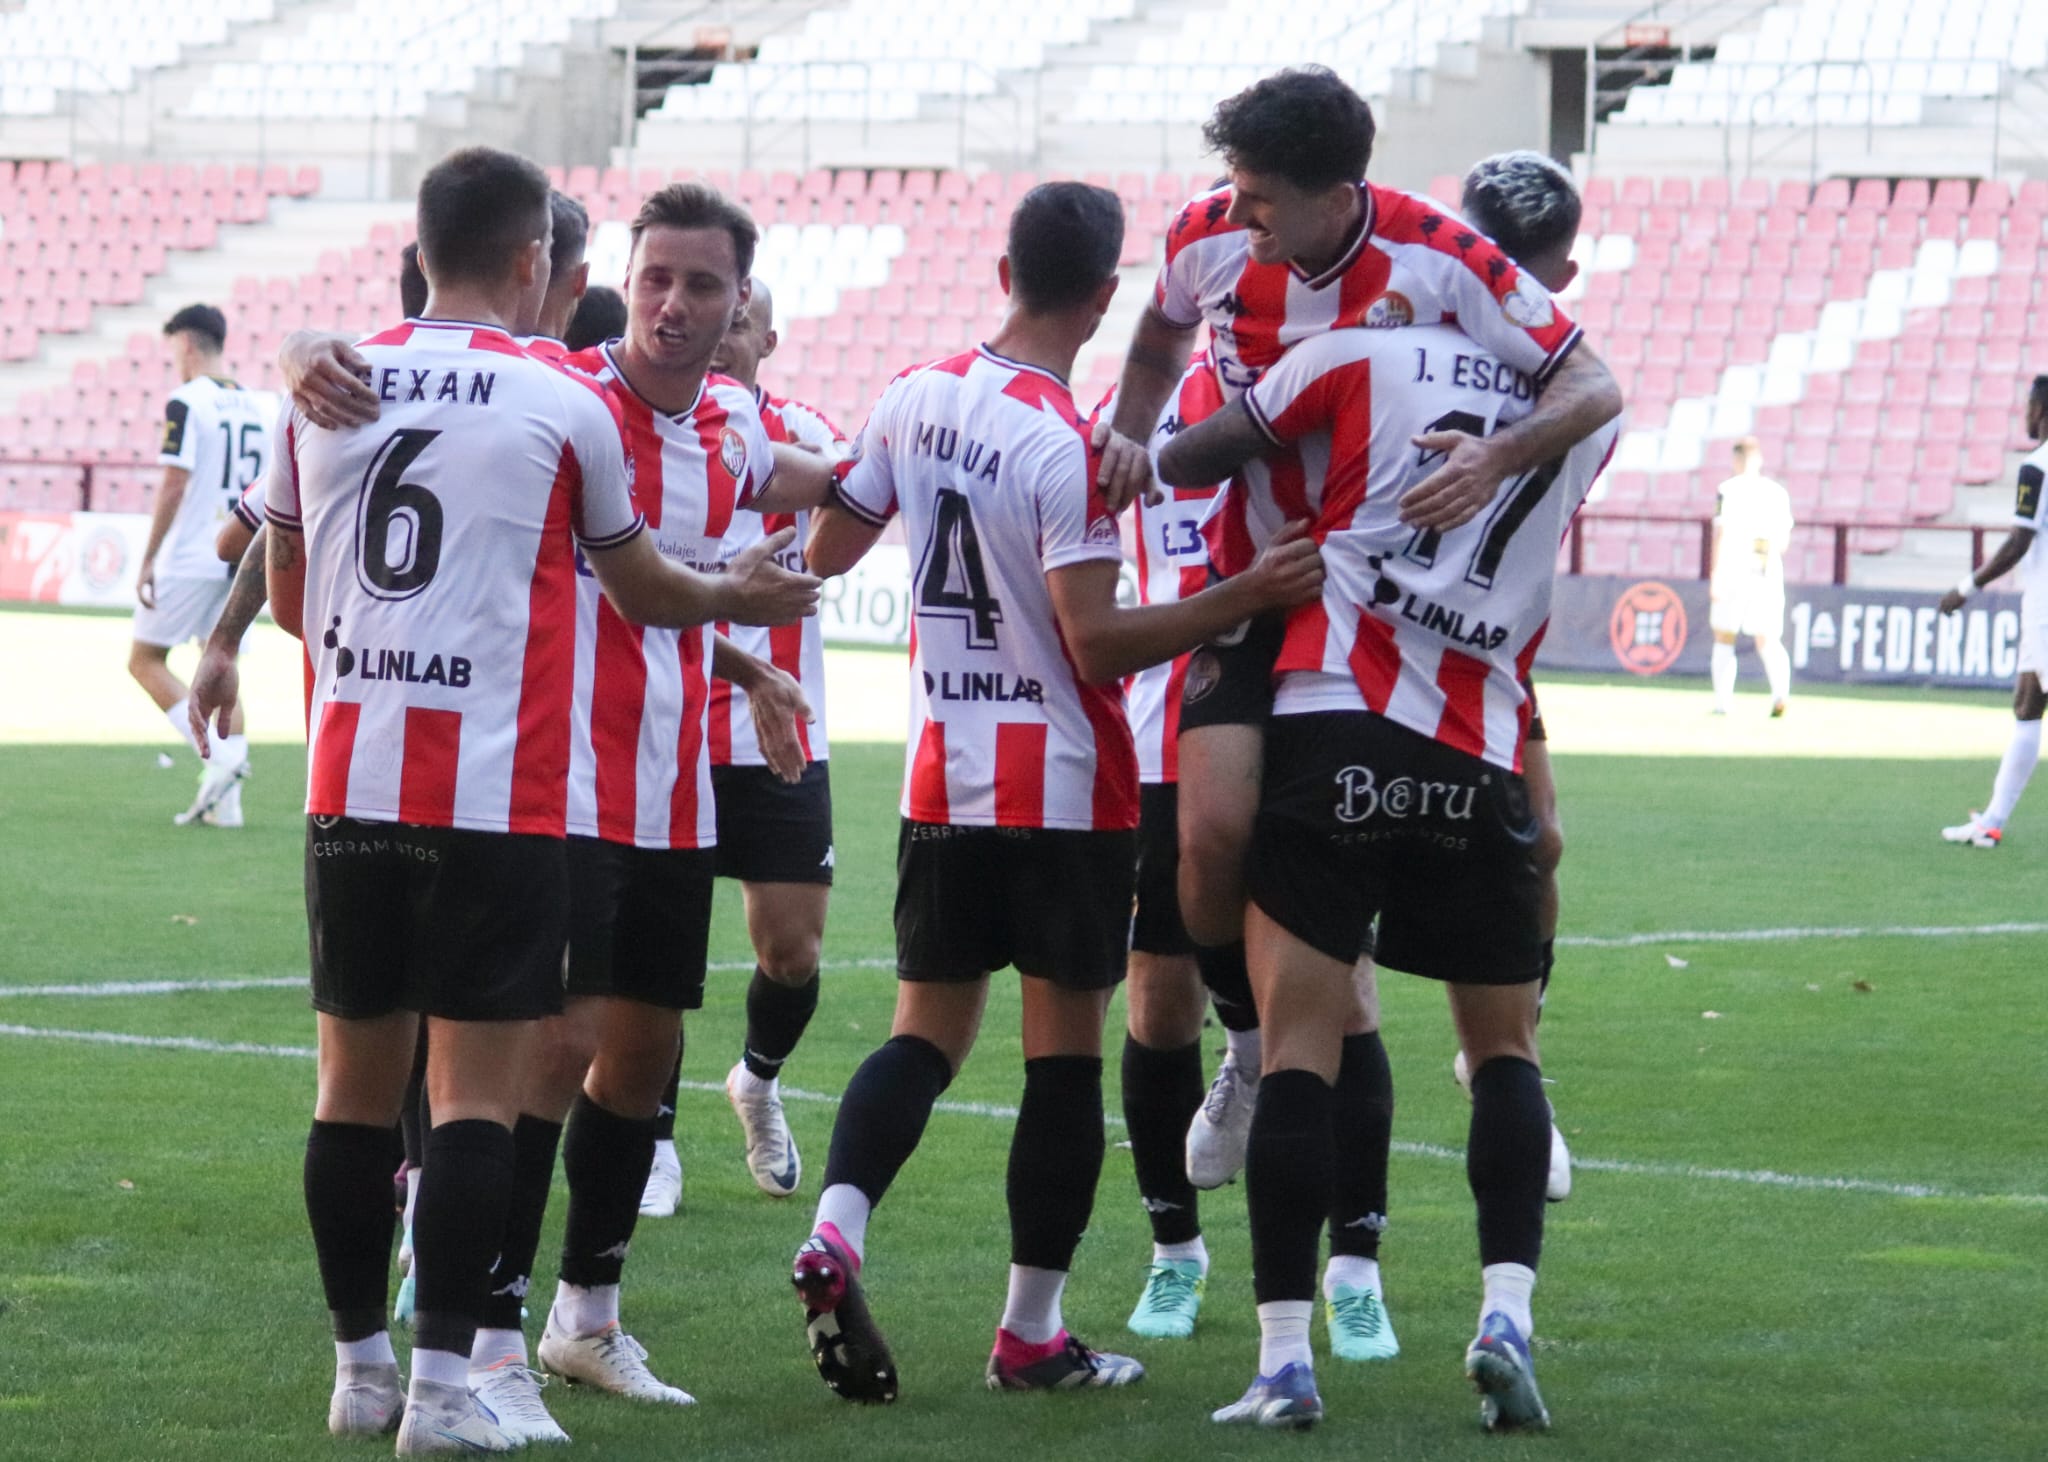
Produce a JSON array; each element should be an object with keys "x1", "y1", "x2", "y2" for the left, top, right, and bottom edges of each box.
[
  {"x1": 185, "y1": 0, "x2": 618, "y2": 120},
  {"x1": 0, "y1": 0, "x2": 274, "y2": 116},
  {"x1": 1611, "y1": 1, "x2": 2048, "y2": 128},
  {"x1": 4, "y1": 162, "x2": 2031, "y2": 583}
]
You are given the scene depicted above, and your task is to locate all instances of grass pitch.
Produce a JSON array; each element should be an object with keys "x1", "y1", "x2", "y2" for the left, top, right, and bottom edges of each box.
[{"x1": 1, "y1": 624, "x2": 2044, "y2": 1460}]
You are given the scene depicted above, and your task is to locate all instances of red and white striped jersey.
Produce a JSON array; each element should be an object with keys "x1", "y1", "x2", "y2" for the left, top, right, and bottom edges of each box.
[
  {"x1": 558, "y1": 344, "x2": 776, "y2": 848},
  {"x1": 1241, "y1": 322, "x2": 1619, "y2": 772},
  {"x1": 267, "y1": 320, "x2": 643, "y2": 834},
  {"x1": 709, "y1": 388, "x2": 847, "y2": 767},
  {"x1": 231, "y1": 471, "x2": 267, "y2": 532},
  {"x1": 520, "y1": 335, "x2": 571, "y2": 366},
  {"x1": 835, "y1": 345, "x2": 1138, "y2": 831},
  {"x1": 1162, "y1": 181, "x2": 1585, "y2": 579},
  {"x1": 1119, "y1": 356, "x2": 1224, "y2": 784}
]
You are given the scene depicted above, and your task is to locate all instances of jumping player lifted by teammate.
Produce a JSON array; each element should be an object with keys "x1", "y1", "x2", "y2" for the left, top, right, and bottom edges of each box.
[
  {"x1": 1157, "y1": 187, "x2": 1621, "y2": 1436},
  {"x1": 791, "y1": 180, "x2": 1323, "y2": 1405},
  {"x1": 1939, "y1": 374, "x2": 2048, "y2": 848}
]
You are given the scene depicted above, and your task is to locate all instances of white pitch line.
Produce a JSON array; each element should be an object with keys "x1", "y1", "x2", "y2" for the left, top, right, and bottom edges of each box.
[
  {"x1": 1558, "y1": 921, "x2": 2048, "y2": 949},
  {"x1": 3, "y1": 1020, "x2": 2041, "y2": 1207}
]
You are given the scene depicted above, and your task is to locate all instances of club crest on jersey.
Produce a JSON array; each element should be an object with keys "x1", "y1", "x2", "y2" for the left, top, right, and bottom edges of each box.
[
  {"x1": 1182, "y1": 649, "x2": 1222, "y2": 703},
  {"x1": 719, "y1": 426, "x2": 748, "y2": 479},
  {"x1": 1363, "y1": 291, "x2": 1414, "y2": 329},
  {"x1": 1501, "y1": 273, "x2": 1556, "y2": 330},
  {"x1": 1085, "y1": 514, "x2": 1120, "y2": 547}
]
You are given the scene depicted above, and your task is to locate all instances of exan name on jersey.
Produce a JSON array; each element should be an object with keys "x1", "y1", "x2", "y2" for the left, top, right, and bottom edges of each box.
[
  {"x1": 922, "y1": 670, "x2": 1045, "y2": 703},
  {"x1": 372, "y1": 367, "x2": 498, "y2": 406}
]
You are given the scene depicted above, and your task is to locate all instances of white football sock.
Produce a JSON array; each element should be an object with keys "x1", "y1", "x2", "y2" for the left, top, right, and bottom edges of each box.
[
  {"x1": 470, "y1": 1327, "x2": 528, "y2": 1369},
  {"x1": 1983, "y1": 718, "x2": 2043, "y2": 828},
  {"x1": 409, "y1": 1347, "x2": 470, "y2": 1388},
  {"x1": 551, "y1": 1281, "x2": 619, "y2": 1337},
  {"x1": 814, "y1": 1182, "x2": 872, "y2": 1260},
  {"x1": 1225, "y1": 1026, "x2": 1262, "y2": 1072},
  {"x1": 1481, "y1": 1261, "x2": 1537, "y2": 1339},
  {"x1": 1153, "y1": 1235, "x2": 1209, "y2": 1271},
  {"x1": 165, "y1": 697, "x2": 204, "y2": 756},
  {"x1": 651, "y1": 1136, "x2": 677, "y2": 1165},
  {"x1": 730, "y1": 1064, "x2": 776, "y2": 1097},
  {"x1": 1256, "y1": 1299, "x2": 1315, "y2": 1375},
  {"x1": 1710, "y1": 642, "x2": 1737, "y2": 711},
  {"x1": 1323, "y1": 1254, "x2": 1381, "y2": 1299},
  {"x1": 218, "y1": 731, "x2": 249, "y2": 768},
  {"x1": 999, "y1": 1263, "x2": 1068, "y2": 1344},
  {"x1": 336, "y1": 1332, "x2": 396, "y2": 1368},
  {"x1": 1760, "y1": 638, "x2": 1791, "y2": 704}
]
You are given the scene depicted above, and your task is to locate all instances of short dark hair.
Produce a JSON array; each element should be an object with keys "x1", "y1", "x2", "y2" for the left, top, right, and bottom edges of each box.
[
  {"x1": 549, "y1": 190, "x2": 591, "y2": 279},
  {"x1": 163, "y1": 303, "x2": 226, "y2": 352},
  {"x1": 1007, "y1": 182, "x2": 1124, "y2": 313},
  {"x1": 630, "y1": 182, "x2": 757, "y2": 282},
  {"x1": 399, "y1": 242, "x2": 428, "y2": 318},
  {"x1": 1461, "y1": 151, "x2": 1581, "y2": 264},
  {"x1": 2031, "y1": 374, "x2": 2048, "y2": 409},
  {"x1": 564, "y1": 285, "x2": 628, "y2": 353},
  {"x1": 415, "y1": 146, "x2": 552, "y2": 287},
  {"x1": 1203, "y1": 67, "x2": 1375, "y2": 192}
]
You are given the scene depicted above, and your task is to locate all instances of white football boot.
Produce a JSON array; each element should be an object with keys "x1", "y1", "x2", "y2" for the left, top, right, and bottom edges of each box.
[
  {"x1": 1941, "y1": 812, "x2": 2002, "y2": 848},
  {"x1": 639, "y1": 1140, "x2": 682, "y2": 1217},
  {"x1": 394, "y1": 1378, "x2": 517, "y2": 1454},
  {"x1": 468, "y1": 1356, "x2": 570, "y2": 1445},
  {"x1": 327, "y1": 1360, "x2": 404, "y2": 1436},
  {"x1": 538, "y1": 1317, "x2": 695, "y2": 1406},
  {"x1": 1185, "y1": 1051, "x2": 1257, "y2": 1190},
  {"x1": 173, "y1": 740, "x2": 248, "y2": 826},
  {"x1": 726, "y1": 1062, "x2": 801, "y2": 1197}
]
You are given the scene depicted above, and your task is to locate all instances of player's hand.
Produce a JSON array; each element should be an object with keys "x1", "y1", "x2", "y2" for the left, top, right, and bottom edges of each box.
[
  {"x1": 283, "y1": 332, "x2": 378, "y2": 429},
  {"x1": 187, "y1": 642, "x2": 240, "y2": 757},
  {"x1": 1242, "y1": 519, "x2": 1324, "y2": 610},
  {"x1": 724, "y1": 526, "x2": 821, "y2": 627},
  {"x1": 1401, "y1": 430, "x2": 1502, "y2": 531},
  {"x1": 136, "y1": 559, "x2": 157, "y2": 609},
  {"x1": 1938, "y1": 589, "x2": 1966, "y2": 615},
  {"x1": 1091, "y1": 418, "x2": 1162, "y2": 512},
  {"x1": 743, "y1": 662, "x2": 816, "y2": 785}
]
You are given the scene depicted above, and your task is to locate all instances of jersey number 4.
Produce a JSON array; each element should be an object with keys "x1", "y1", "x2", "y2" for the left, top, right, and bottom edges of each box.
[
  {"x1": 917, "y1": 487, "x2": 1003, "y2": 649},
  {"x1": 1402, "y1": 409, "x2": 1563, "y2": 591},
  {"x1": 355, "y1": 428, "x2": 445, "y2": 601}
]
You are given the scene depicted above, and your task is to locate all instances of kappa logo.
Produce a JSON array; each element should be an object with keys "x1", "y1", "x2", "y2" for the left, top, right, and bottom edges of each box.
[
  {"x1": 1141, "y1": 1197, "x2": 1186, "y2": 1215},
  {"x1": 1609, "y1": 580, "x2": 1688, "y2": 676},
  {"x1": 1333, "y1": 764, "x2": 1482, "y2": 824},
  {"x1": 719, "y1": 426, "x2": 748, "y2": 479},
  {"x1": 820, "y1": 845, "x2": 835, "y2": 869},
  {"x1": 1501, "y1": 272, "x2": 1556, "y2": 330}
]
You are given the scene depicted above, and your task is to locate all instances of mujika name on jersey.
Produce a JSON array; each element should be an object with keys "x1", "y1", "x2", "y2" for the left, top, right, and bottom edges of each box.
[
  {"x1": 913, "y1": 422, "x2": 1001, "y2": 481},
  {"x1": 373, "y1": 367, "x2": 498, "y2": 406}
]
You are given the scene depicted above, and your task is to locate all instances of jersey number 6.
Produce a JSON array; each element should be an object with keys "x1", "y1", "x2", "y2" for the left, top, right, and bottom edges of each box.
[{"x1": 355, "y1": 427, "x2": 445, "y2": 601}]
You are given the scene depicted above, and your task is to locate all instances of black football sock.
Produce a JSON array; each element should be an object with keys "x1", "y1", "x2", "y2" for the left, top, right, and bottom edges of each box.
[
  {"x1": 558, "y1": 1094, "x2": 658, "y2": 1291},
  {"x1": 1007, "y1": 1055, "x2": 1106, "y2": 1271},
  {"x1": 651, "y1": 1051, "x2": 682, "y2": 1143},
  {"x1": 398, "y1": 1027, "x2": 429, "y2": 1170},
  {"x1": 1327, "y1": 1031, "x2": 1394, "y2": 1260},
  {"x1": 1196, "y1": 941, "x2": 1260, "y2": 1032},
  {"x1": 1120, "y1": 1034, "x2": 1203, "y2": 1246},
  {"x1": 1246, "y1": 1069, "x2": 1332, "y2": 1304},
  {"x1": 305, "y1": 1119, "x2": 403, "y2": 1341},
  {"x1": 743, "y1": 967, "x2": 820, "y2": 1082},
  {"x1": 480, "y1": 1115, "x2": 563, "y2": 1333},
  {"x1": 820, "y1": 1033, "x2": 953, "y2": 1204},
  {"x1": 1467, "y1": 1056, "x2": 1549, "y2": 1270},
  {"x1": 412, "y1": 1119, "x2": 516, "y2": 1361}
]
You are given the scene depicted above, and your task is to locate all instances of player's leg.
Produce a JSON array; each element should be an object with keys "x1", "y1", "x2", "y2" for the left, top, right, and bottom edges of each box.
[
  {"x1": 1176, "y1": 721, "x2": 1266, "y2": 1188},
  {"x1": 728, "y1": 879, "x2": 829, "y2": 1194},
  {"x1": 1947, "y1": 670, "x2": 2046, "y2": 845},
  {"x1": 1755, "y1": 629, "x2": 1791, "y2": 716},
  {"x1": 792, "y1": 820, "x2": 994, "y2": 1404},
  {"x1": 1708, "y1": 628, "x2": 1739, "y2": 714},
  {"x1": 990, "y1": 827, "x2": 1144, "y2": 1391},
  {"x1": 136, "y1": 579, "x2": 249, "y2": 823},
  {"x1": 1323, "y1": 961, "x2": 1398, "y2": 1362},
  {"x1": 392, "y1": 1024, "x2": 429, "y2": 1326},
  {"x1": 394, "y1": 824, "x2": 565, "y2": 1454},
  {"x1": 537, "y1": 843, "x2": 712, "y2": 1407},
  {"x1": 301, "y1": 818, "x2": 414, "y2": 1438},
  {"x1": 639, "y1": 1051, "x2": 684, "y2": 1218},
  {"x1": 1447, "y1": 979, "x2": 1551, "y2": 1433},
  {"x1": 1121, "y1": 781, "x2": 1209, "y2": 1338}
]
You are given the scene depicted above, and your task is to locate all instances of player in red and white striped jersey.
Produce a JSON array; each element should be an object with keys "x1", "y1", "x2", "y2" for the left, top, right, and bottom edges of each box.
[
  {"x1": 517, "y1": 190, "x2": 592, "y2": 366},
  {"x1": 1157, "y1": 159, "x2": 1619, "y2": 1437},
  {"x1": 788, "y1": 182, "x2": 1322, "y2": 1404},
  {"x1": 260, "y1": 148, "x2": 818, "y2": 1452},
  {"x1": 635, "y1": 278, "x2": 846, "y2": 1207}
]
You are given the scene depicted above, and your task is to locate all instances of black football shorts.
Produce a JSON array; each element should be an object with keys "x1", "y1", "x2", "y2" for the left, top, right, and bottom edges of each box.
[
  {"x1": 895, "y1": 820, "x2": 1136, "y2": 990},
  {"x1": 565, "y1": 836, "x2": 716, "y2": 1010},
  {"x1": 306, "y1": 816, "x2": 568, "y2": 1021},
  {"x1": 712, "y1": 760, "x2": 835, "y2": 885},
  {"x1": 1176, "y1": 608, "x2": 1286, "y2": 734},
  {"x1": 1247, "y1": 712, "x2": 1545, "y2": 985}
]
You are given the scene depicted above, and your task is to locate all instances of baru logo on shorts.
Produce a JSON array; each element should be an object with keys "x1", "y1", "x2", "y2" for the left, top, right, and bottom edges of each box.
[
  {"x1": 1362, "y1": 291, "x2": 1414, "y2": 328},
  {"x1": 1333, "y1": 764, "x2": 1480, "y2": 823},
  {"x1": 1609, "y1": 580, "x2": 1688, "y2": 675},
  {"x1": 1183, "y1": 648, "x2": 1222, "y2": 703},
  {"x1": 1500, "y1": 273, "x2": 1556, "y2": 330},
  {"x1": 718, "y1": 426, "x2": 748, "y2": 479}
]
